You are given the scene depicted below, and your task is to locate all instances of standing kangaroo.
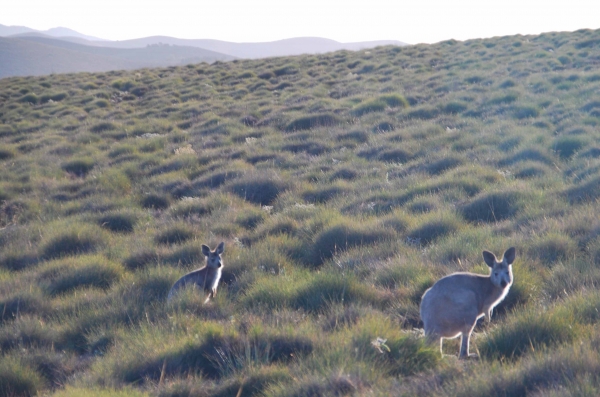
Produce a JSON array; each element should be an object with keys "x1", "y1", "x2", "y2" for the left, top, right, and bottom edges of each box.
[
  {"x1": 420, "y1": 247, "x2": 515, "y2": 358},
  {"x1": 167, "y1": 242, "x2": 224, "y2": 303}
]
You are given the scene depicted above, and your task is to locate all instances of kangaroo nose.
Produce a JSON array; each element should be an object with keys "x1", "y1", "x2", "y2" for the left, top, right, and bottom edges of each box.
[{"x1": 501, "y1": 280, "x2": 507, "y2": 288}]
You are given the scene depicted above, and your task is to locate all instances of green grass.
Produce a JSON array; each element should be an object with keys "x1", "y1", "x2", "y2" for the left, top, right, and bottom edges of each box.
[
  {"x1": 0, "y1": 356, "x2": 44, "y2": 397},
  {"x1": 2, "y1": 27, "x2": 600, "y2": 396}
]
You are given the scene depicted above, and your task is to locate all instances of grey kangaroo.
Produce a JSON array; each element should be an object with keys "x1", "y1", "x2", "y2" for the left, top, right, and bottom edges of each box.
[
  {"x1": 420, "y1": 247, "x2": 515, "y2": 358},
  {"x1": 167, "y1": 242, "x2": 224, "y2": 303}
]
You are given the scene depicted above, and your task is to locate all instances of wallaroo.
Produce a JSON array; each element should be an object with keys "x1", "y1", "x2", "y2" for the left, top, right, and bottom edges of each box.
[
  {"x1": 167, "y1": 242, "x2": 225, "y2": 303},
  {"x1": 420, "y1": 247, "x2": 516, "y2": 359}
]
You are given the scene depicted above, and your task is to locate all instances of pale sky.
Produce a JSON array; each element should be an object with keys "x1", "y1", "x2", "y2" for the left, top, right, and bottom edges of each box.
[{"x1": 2, "y1": 0, "x2": 599, "y2": 44}]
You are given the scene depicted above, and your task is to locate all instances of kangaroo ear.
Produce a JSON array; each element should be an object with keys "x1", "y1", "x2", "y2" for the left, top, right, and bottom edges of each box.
[
  {"x1": 482, "y1": 250, "x2": 497, "y2": 268},
  {"x1": 503, "y1": 247, "x2": 516, "y2": 265},
  {"x1": 202, "y1": 245, "x2": 211, "y2": 257},
  {"x1": 216, "y1": 241, "x2": 225, "y2": 255}
]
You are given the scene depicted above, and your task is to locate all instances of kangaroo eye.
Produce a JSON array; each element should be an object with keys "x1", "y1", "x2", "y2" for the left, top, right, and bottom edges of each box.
[{"x1": 494, "y1": 272, "x2": 498, "y2": 276}]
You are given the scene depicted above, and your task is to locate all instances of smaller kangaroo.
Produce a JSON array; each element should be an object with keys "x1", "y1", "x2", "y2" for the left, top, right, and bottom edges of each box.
[
  {"x1": 420, "y1": 247, "x2": 515, "y2": 358},
  {"x1": 167, "y1": 242, "x2": 224, "y2": 303}
]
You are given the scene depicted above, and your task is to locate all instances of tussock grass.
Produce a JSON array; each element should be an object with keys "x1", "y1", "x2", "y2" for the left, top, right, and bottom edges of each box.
[
  {"x1": 140, "y1": 194, "x2": 170, "y2": 210},
  {"x1": 284, "y1": 114, "x2": 341, "y2": 131},
  {"x1": 309, "y1": 221, "x2": 396, "y2": 267},
  {"x1": 62, "y1": 158, "x2": 95, "y2": 177},
  {"x1": 0, "y1": 292, "x2": 50, "y2": 325},
  {"x1": 41, "y1": 255, "x2": 124, "y2": 296},
  {"x1": 407, "y1": 212, "x2": 462, "y2": 246},
  {"x1": 0, "y1": 316, "x2": 58, "y2": 351},
  {"x1": 292, "y1": 272, "x2": 385, "y2": 312},
  {"x1": 0, "y1": 356, "x2": 44, "y2": 397},
  {"x1": 3, "y1": 27, "x2": 600, "y2": 395},
  {"x1": 212, "y1": 366, "x2": 292, "y2": 397},
  {"x1": 229, "y1": 172, "x2": 289, "y2": 206},
  {"x1": 552, "y1": 135, "x2": 589, "y2": 159},
  {"x1": 459, "y1": 190, "x2": 527, "y2": 223},
  {"x1": 41, "y1": 223, "x2": 106, "y2": 259},
  {"x1": 97, "y1": 212, "x2": 138, "y2": 233},
  {"x1": 53, "y1": 387, "x2": 149, "y2": 397},
  {"x1": 479, "y1": 305, "x2": 579, "y2": 360},
  {"x1": 155, "y1": 225, "x2": 196, "y2": 246},
  {"x1": 528, "y1": 232, "x2": 578, "y2": 264}
]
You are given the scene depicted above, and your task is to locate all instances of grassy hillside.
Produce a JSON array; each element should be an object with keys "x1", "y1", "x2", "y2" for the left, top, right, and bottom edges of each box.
[
  {"x1": 0, "y1": 36, "x2": 236, "y2": 79},
  {"x1": 1, "y1": 27, "x2": 600, "y2": 396}
]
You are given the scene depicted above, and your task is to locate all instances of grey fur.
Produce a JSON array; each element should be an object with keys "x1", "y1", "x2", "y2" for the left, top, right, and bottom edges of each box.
[
  {"x1": 420, "y1": 247, "x2": 515, "y2": 358},
  {"x1": 167, "y1": 242, "x2": 225, "y2": 303}
]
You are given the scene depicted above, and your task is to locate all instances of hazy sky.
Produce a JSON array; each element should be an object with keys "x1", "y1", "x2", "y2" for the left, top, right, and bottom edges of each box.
[{"x1": 2, "y1": 0, "x2": 599, "y2": 44}]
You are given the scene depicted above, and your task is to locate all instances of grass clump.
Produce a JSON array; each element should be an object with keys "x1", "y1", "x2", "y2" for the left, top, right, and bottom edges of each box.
[
  {"x1": 407, "y1": 215, "x2": 461, "y2": 246},
  {"x1": 19, "y1": 93, "x2": 39, "y2": 104},
  {"x1": 0, "y1": 356, "x2": 44, "y2": 397},
  {"x1": 441, "y1": 101, "x2": 468, "y2": 114},
  {"x1": 140, "y1": 194, "x2": 170, "y2": 210},
  {"x1": 479, "y1": 306, "x2": 578, "y2": 360},
  {"x1": 212, "y1": 366, "x2": 292, "y2": 397},
  {"x1": 513, "y1": 162, "x2": 551, "y2": 179},
  {"x1": 0, "y1": 253, "x2": 39, "y2": 271},
  {"x1": 379, "y1": 93, "x2": 409, "y2": 108},
  {"x1": 53, "y1": 387, "x2": 149, "y2": 397},
  {"x1": 273, "y1": 64, "x2": 299, "y2": 76},
  {"x1": 376, "y1": 148, "x2": 413, "y2": 163},
  {"x1": 42, "y1": 256, "x2": 124, "y2": 296},
  {"x1": 0, "y1": 147, "x2": 16, "y2": 160},
  {"x1": 552, "y1": 135, "x2": 589, "y2": 159},
  {"x1": 229, "y1": 173, "x2": 288, "y2": 205},
  {"x1": 528, "y1": 233, "x2": 578, "y2": 264},
  {"x1": 117, "y1": 329, "x2": 310, "y2": 384},
  {"x1": 512, "y1": 105, "x2": 540, "y2": 119},
  {"x1": 61, "y1": 158, "x2": 95, "y2": 177},
  {"x1": 284, "y1": 114, "x2": 340, "y2": 131},
  {"x1": 292, "y1": 273, "x2": 383, "y2": 312},
  {"x1": 42, "y1": 225, "x2": 104, "y2": 259},
  {"x1": 0, "y1": 293, "x2": 50, "y2": 325},
  {"x1": 425, "y1": 156, "x2": 464, "y2": 175},
  {"x1": 352, "y1": 99, "x2": 386, "y2": 117},
  {"x1": 40, "y1": 92, "x2": 68, "y2": 103},
  {"x1": 90, "y1": 122, "x2": 118, "y2": 133},
  {"x1": 155, "y1": 225, "x2": 194, "y2": 245},
  {"x1": 309, "y1": 222, "x2": 395, "y2": 267},
  {"x1": 235, "y1": 208, "x2": 267, "y2": 230},
  {"x1": 459, "y1": 190, "x2": 526, "y2": 223},
  {"x1": 301, "y1": 184, "x2": 349, "y2": 204},
  {"x1": 97, "y1": 212, "x2": 137, "y2": 233}
]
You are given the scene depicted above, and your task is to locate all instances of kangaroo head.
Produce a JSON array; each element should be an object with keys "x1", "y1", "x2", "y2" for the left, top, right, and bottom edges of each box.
[
  {"x1": 483, "y1": 247, "x2": 515, "y2": 289},
  {"x1": 202, "y1": 242, "x2": 225, "y2": 269}
]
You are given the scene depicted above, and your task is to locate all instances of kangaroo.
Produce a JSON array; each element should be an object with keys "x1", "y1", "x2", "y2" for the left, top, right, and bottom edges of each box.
[
  {"x1": 167, "y1": 242, "x2": 224, "y2": 303},
  {"x1": 420, "y1": 247, "x2": 515, "y2": 358}
]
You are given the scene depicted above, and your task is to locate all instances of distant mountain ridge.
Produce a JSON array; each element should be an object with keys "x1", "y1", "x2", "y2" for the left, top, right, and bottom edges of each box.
[
  {"x1": 88, "y1": 36, "x2": 407, "y2": 59},
  {"x1": 0, "y1": 24, "x2": 105, "y2": 41},
  {"x1": 0, "y1": 36, "x2": 236, "y2": 78},
  {"x1": 0, "y1": 24, "x2": 407, "y2": 78}
]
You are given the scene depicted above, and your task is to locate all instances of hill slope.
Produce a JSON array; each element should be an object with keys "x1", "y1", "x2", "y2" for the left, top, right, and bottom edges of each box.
[
  {"x1": 0, "y1": 36, "x2": 236, "y2": 78},
  {"x1": 1, "y1": 28, "x2": 600, "y2": 396},
  {"x1": 0, "y1": 23, "x2": 105, "y2": 41},
  {"x1": 91, "y1": 36, "x2": 407, "y2": 58}
]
